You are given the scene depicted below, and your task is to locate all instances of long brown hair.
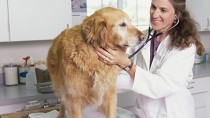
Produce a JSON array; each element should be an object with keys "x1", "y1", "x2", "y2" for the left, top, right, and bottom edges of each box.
[{"x1": 168, "y1": 0, "x2": 204, "y2": 56}]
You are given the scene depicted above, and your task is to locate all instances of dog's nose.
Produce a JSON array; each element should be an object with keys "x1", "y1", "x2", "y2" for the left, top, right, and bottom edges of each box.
[{"x1": 139, "y1": 34, "x2": 145, "y2": 41}]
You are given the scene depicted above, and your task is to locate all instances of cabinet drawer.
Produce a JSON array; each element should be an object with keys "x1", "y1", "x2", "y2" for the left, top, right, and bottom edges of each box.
[
  {"x1": 188, "y1": 77, "x2": 210, "y2": 94},
  {"x1": 193, "y1": 92, "x2": 208, "y2": 108},
  {"x1": 195, "y1": 106, "x2": 209, "y2": 118},
  {"x1": 117, "y1": 91, "x2": 137, "y2": 108}
]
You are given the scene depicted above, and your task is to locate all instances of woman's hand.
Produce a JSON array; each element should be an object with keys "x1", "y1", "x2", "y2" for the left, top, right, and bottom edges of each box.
[{"x1": 96, "y1": 47, "x2": 132, "y2": 68}]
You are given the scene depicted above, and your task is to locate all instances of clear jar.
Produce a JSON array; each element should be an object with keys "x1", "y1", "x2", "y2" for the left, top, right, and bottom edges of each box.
[{"x1": 4, "y1": 64, "x2": 18, "y2": 85}]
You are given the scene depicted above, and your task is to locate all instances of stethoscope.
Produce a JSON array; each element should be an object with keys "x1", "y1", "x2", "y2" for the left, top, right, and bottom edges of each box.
[
  {"x1": 128, "y1": 27, "x2": 163, "y2": 58},
  {"x1": 128, "y1": 18, "x2": 179, "y2": 59}
]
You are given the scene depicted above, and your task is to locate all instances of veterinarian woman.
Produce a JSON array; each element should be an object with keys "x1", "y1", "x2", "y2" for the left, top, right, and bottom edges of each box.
[{"x1": 96, "y1": 0, "x2": 205, "y2": 118}]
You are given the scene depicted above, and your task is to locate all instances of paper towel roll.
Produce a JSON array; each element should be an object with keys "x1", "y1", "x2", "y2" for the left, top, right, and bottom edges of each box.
[{"x1": 4, "y1": 65, "x2": 18, "y2": 85}]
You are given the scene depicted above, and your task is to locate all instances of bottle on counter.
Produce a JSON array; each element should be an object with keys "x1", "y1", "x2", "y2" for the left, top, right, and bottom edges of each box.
[{"x1": 203, "y1": 53, "x2": 209, "y2": 63}]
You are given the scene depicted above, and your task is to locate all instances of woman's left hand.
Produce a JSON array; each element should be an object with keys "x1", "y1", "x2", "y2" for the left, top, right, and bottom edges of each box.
[{"x1": 96, "y1": 47, "x2": 131, "y2": 68}]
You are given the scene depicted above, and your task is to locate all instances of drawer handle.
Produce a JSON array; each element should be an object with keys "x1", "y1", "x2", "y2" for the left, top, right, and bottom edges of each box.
[
  {"x1": 67, "y1": 24, "x2": 69, "y2": 29},
  {"x1": 187, "y1": 86, "x2": 194, "y2": 89},
  {"x1": 191, "y1": 81, "x2": 195, "y2": 84}
]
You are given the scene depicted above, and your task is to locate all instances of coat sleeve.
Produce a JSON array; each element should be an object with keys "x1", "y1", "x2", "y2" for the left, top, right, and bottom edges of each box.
[
  {"x1": 116, "y1": 30, "x2": 149, "y2": 93},
  {"x1": 132, "y1": 45, "x2": 196, "y2": 99},
  {"x1": 116, "y1": 70, "x2": 134, "y2": 93}
]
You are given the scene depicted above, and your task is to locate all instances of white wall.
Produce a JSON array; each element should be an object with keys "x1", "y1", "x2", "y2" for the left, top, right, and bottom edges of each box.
[
  {"x1": 0, "y1": 33, "x2": 209, "y2": 66},
  {"x1": 0, "y1": 33, "x2": 209, "y2": 65},
  {"x1": 0, "y1": 40, "x2": 52, "y2": 67},
  {"x1": 0, "y1": 40, "x2": 52, "y2": 84}
]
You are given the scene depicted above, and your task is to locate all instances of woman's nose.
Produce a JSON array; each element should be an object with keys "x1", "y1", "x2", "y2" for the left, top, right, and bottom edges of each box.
[{"x1": 151, "y1": 9, "x2": 160, "y2": 18}]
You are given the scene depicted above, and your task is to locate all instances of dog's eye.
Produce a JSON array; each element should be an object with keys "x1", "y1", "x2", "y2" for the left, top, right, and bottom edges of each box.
[{"x1": 119, "y1": 22, "x2": 126, "y2": 27}]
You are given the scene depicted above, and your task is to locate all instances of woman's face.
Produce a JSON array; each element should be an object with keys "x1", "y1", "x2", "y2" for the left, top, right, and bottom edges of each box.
[{"x1": 150, "y1": 0, "x2": 176, "y2": 33}]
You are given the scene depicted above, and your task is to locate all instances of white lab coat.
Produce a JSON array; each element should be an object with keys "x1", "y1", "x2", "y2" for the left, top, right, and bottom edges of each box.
[{"x1": 117, "y1": 31, "x2": 196, "y2": 118}]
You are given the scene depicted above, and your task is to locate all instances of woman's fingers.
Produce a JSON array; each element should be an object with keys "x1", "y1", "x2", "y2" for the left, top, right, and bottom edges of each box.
[
  {"x1": 96, "y1": 47, "x2": 131, "y2": 68},
  {"x1": 96, "y1": 47, "x2": 126, "y2": 65},
  {"x1": 96, "y1": 48, "x2": 110, "y2": 63},
  {"x1": 97, "y1": 50, "x2": 108, "y2": 61}
]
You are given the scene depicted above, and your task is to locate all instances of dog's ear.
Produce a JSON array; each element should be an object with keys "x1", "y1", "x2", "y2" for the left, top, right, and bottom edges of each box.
[{"x1": 82, "y1": 16, "x2": 107, "y2": 47}]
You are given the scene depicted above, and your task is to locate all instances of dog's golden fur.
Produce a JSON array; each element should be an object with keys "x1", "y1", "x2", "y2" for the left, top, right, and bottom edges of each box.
[{"x1": 47, "y1": 7, "x2": 144, "y2": 118}]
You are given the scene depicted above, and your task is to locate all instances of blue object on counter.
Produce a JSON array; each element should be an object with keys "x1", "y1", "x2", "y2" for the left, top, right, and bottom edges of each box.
[
  {"x1": 203, "y1": 53, "x2": 209, "y2": 63},
  {"x1": 19, "y1": 71, "x2": 28, "y2": 77},
  {"x1": 19, "y1": 67, "x2": 30, "y2": 84}
]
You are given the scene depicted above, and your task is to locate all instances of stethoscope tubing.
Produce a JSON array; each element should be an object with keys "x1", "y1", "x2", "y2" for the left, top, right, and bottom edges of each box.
[{"x1": 128, "y1": 27, "x2": 162, "y2": 58}]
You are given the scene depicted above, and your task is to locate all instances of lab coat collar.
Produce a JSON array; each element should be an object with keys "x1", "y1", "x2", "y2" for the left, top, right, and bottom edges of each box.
[
  {"x1": 141, "y1": 33, "x2": 171, "y2": 71},
  {"x1": 139, "y1": 29, "x2": 154, "y2": 70},
  {"x1": 150, "y1": 35, "x2": 170, "y2": 72}
]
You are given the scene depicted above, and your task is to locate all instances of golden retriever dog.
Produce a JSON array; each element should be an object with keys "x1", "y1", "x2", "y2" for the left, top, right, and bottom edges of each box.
[{"x1": 47, "y1": 7, "x2": 144, "y2": 118}]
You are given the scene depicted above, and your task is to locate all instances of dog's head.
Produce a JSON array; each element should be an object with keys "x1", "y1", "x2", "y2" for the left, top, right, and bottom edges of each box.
[{"x1": 82, "y1": 7, "x2": 145, "y2": 50}]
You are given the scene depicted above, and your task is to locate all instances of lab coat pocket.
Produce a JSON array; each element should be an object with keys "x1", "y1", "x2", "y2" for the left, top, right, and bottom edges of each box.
[
  {"x1": 134, "y1": 99, "x2": 149, "y2": 118},
  {"x1": 133, "y1": 107, "x2": 147, "y2": 118}
]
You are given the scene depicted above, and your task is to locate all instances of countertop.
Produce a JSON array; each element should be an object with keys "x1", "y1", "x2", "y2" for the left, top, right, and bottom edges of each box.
[
  {"x1": 193, "y1": 62, "x2": 210, "y2": 78},
  {"x1": 0, "y1": 85, "x2": 55, "y2": 106},
  {"x1": 0, "y1": 62, "x2": 210, "y2": 106}
]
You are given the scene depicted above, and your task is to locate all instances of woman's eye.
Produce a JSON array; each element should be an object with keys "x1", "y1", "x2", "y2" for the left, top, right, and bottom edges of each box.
[
  {"x1": 161, "y1": 8, "x2": 167, "y2": 13},
  {"x1": 120, "y1": 22, "x2": 126, "y2": 27},
  {"x1": 150, "y1": 4, "x2": 155, "y2": 9}
]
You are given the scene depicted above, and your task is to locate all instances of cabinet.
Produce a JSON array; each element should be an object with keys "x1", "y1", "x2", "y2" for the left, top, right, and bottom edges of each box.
[
  {"x1": 117, "y1": 91, "x2": 137, "y2": 109},
  {"x1": 0, "y1": 0, "x2": 72, "y2": 42},
  {"x1": 72, "y1": 12, "x2": 86, "y2": 27},
  {"x1": 0, "y1": 0, "x2": 9, "y2": 42},
  {"x1": 202, "y1": 0, "x2": 210, "y2": 31},
  {"x1": 188, "y1": 77, "x2": 210, "y2": 118},
  {"x1": 186, "y1": 0, "x2": 210, "y2": 31}
]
